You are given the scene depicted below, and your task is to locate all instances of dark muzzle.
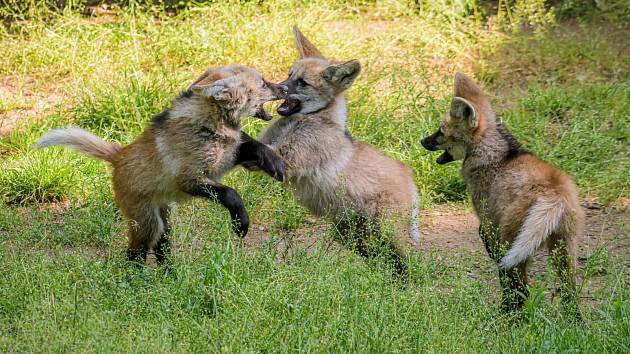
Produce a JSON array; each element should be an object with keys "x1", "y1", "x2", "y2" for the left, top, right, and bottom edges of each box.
[
  {"x1": 422, "y1": 129, "x2": 455, "y2": 165},
  {"x1": 269, "y1": 81, "x2": 288, "y2": 100},
  {"x1": 421, "y1": 130, "x2": 442, "y2": 151},
  {"x1": 276, "y1": 78, "x2": 302, "y2": 117},
  {"x1": 254, "y1": 81, "x2": 288, "y2": 121}
]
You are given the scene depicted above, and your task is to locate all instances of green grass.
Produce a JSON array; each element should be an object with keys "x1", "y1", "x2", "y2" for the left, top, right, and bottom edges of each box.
[{"x1": 0, "y1": 0, "x2": 628, "y2": 352}]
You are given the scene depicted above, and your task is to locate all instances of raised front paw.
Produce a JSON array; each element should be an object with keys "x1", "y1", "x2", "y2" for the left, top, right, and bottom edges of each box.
[
  {"x1": 232, "y1": 208, "x2": 250, "y2": 237},
  {"x1": 259, "y1": 149, "x2": 285, "y2": 182}
]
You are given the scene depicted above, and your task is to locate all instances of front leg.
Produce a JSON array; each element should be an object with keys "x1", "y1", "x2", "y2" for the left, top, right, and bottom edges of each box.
[
  {"x1": 235, "y1": 132, "x2": 285, "y2": 181},
  {"x1": 479, "y1": 222, "x2": 503, "y2": 263},
  {"x1": 154, "y1": 206, "x2": 173, "y2": 264},
  {"x1": 179, "y1": 177, "x2": 249, "y2": 237}
]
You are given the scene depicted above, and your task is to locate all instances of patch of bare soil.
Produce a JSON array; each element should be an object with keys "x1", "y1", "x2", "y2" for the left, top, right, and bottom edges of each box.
[
  {"x1": 243, "y1": 202, "x2": 628, "y2": 276},
  {"x1": 0, "y1": 76, "x2": 64, "y2": 137},
  {"x1": 241, "y1": 202, "x2": 628, "y2": 307},
  {"x1": 418, "y1": 204, "x2": 629, "y2": 267},
  {"x1": 417, "y1": 204, "x2": 629, "y2": 307},
  {"x1": 10, "y1": 200, "x2": 628, "y2": 265},
  {"x1": 244, "y1": 204, "x2": 630, "y2": 260}
]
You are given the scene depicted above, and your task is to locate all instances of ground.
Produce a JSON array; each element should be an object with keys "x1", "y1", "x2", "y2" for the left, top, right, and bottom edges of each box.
[{"x1": 240, "y1": 202, "x2": 629, "y2": 306}]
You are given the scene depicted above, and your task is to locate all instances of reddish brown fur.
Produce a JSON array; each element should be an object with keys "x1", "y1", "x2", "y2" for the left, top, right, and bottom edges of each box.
[
  {"x1": 38, "y1": 66, "x2": 285, "y2": 263},
  {"x1": 422, "y1": 72, "x2": 583, "y2": 313}
]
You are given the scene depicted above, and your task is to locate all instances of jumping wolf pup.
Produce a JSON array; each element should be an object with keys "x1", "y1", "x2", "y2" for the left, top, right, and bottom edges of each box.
[
  {"x1": 38, "y1": 65, "x2": 287, "y2": 264},
  {"x1": 245, "y1": 27, "x2": 420, "y2": 278},
  {"x1": 422, "y1": 72, "x2": 583, "y2": 313}
]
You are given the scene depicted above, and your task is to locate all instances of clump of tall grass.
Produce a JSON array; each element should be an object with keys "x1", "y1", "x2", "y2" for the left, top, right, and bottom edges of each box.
[{"x1": 0, "y1": 149, "x2": 79, "y2": 204}]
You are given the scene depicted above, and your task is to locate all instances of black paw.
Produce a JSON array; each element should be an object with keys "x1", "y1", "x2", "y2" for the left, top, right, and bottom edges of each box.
[
  {"x1": 154, "y1": 240, "x2": 172, "y2": 265},
  {"x1": 499, "y1": 296, "x2": 526, "y2": 314},
  {"x1": 232, "y1": 209, "x2": 250, "y2": 238},
  {"x1": 259, "y1": 150, "x2": 285, "y2": 182},
  {"x1": 126, "y1": 249, "x2": 148, "y2": 265}
]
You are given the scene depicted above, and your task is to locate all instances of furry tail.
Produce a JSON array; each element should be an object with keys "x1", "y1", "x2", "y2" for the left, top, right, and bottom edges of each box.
[
  {"x1": 499, "y1": 197, "x2": 565, "y2": 269},
  {"x1": 37, "y1": 127, "x2": 122, "y2": 163}
]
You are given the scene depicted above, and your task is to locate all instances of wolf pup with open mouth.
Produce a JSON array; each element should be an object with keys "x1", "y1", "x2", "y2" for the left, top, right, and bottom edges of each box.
[
  {"x1": 422, "y1": 72, "x2": 583, "y2": 315},
  {"x1": 38, "y1": 65, "x2": 287, "y2": 264},
  {"x1": 244, "y1": 27, "x2": 420, "y2": 278}
]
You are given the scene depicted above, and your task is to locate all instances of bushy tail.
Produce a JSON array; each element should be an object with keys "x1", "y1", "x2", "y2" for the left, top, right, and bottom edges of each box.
[
  {"x1": 37, "y1": 127, "x2": 122, "y2": 163},
  {"x1": 499, "y1": 197, "x2": 565, "y2": 269}
]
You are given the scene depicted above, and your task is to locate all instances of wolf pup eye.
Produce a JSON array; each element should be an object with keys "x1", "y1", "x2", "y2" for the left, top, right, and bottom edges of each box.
[{"x1": 297, "y1": 78, "x2": 308, "y2": 87}]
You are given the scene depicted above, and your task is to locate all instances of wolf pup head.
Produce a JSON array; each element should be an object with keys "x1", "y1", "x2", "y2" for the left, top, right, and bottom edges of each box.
[
  {"x1": 421, "y1": 72, "x2": 495, "y2": 164},
  {"x1": 189, "y1": 65, "x2": 287, "y2": 122},
  {"x1": 276, "y1": 26, "x2": 361, "y2": 117}
]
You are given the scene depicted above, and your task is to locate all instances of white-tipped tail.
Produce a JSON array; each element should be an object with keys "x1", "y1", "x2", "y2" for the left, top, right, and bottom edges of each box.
[
  {"x1": 37, "y1": 127, "x2": 122, "y2": 163},
  {"x1": 499, "y1": 197, "x2": 565, "y2": 269}
]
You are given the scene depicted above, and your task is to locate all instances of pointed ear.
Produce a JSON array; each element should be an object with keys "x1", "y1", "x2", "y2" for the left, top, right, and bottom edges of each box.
[
  {"x1": 453, "y1": 72, "x2": 484, "y2": 99},
  {"x1": 292, "y1": 26, "x2": 324, "y2": 59},
  {"x1": 322, "y1": 60, "x2": 361, "y2": 90},
  {"x1": 190, "y1": 77, "x2": 236, "y2": 101},
  {"x1": 450, "y1": 97, "x2": 477, "y2": 129}
]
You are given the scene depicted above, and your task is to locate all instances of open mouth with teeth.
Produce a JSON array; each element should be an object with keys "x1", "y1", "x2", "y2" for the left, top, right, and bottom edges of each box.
[
  {"x1": 254, "y1": 105, "x2": 273, "y2": 121},
  {"x1": 277, "y1": 98, "x2": 302, "y2": 117},
  {"x1": 436, "y1": 150, "x2": 454, "y2": 164}
]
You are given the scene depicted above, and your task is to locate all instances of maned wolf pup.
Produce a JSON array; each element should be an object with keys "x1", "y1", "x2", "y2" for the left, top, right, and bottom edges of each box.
[
  {"x1": 247, "y1": 27, "x2": 420, "y2": 277},
  {"x1": 38, "y1": 65, "x2": 287, "y2": 263},
  {"x1": 422, "y1": 72, "x2": 583, "y2": 313}
]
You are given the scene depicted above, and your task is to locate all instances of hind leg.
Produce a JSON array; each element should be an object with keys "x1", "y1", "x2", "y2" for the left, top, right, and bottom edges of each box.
[
  {"x1": 479, "y1": 224, "x2": 528, "y2": 310},
  {"x1": 381, "y1": 240, "x2": 408, "y2": 280},
  {"x1": 126, "y1": 220, "x2": 150, "y2": 264},
  {"x1": 339, "y1": 215, "x2": 408, "y2": 281},
  {"x1": 479, "y1": 223, "x2": 503, "y2": 263},
  {"x1": 124, "y1": 205, "x2": 163, "y2": 265},
  {"x1": 126, "y1": 238, "x2": 148, "y2": 264},
  {"x1": 548, "y1": 233, "x2": 580, "y2": 317},
  {"x1": 154, "y1": 206, "x2": 173, "y2": 264},
  {"x1": 354, "y1": 237, "x2": 408, "y2": 280},
  {"x1": 499, "y1": 261, "x2": 529, "y2": 312}
]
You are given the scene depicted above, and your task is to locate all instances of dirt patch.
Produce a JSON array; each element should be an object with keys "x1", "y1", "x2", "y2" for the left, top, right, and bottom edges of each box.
[
  {"x1": 418, "y1": 204, "x2": 629, "y2": 267},
  {"x1": 241, "y1": 203, "x2": 628, "y2": 307},
  {"x1": 0, "y1": 76, "x2": 64, "y2": 137},
  {"x1": 418, "y1": 208, "x2": 480, "y2": 251},
  {"x1": 7, "y1": 201, "x2": 626, "y2": 296},
  {"x1": 242, "y1": 203, "x2": 629, "y2": 273}
]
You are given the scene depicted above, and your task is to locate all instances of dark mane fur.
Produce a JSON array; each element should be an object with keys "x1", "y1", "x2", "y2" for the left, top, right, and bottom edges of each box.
[
  {"x1": 151, "y1": 110, "x2": 170, "y2": 128},
  {"x1": 496, "y1": 122, "x2": 530, "y2": 160},
  {"x1": 179, "y1": 89, "x2": 194, "y2": 99},
  {"x1": 151, "y1": 90, "x2": 197, "y2": 129}
]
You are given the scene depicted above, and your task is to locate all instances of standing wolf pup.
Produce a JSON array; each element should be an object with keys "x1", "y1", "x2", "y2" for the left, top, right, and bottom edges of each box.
[
  {"x1": 422, "y1": 72, "x2": 583, "y2": 314},
  {"x1": 38, "y1": 65, "x2": 287, "y2": 263},
  {"x1": 246, "y1": 27, "x2": 419, "y2": 277}
]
